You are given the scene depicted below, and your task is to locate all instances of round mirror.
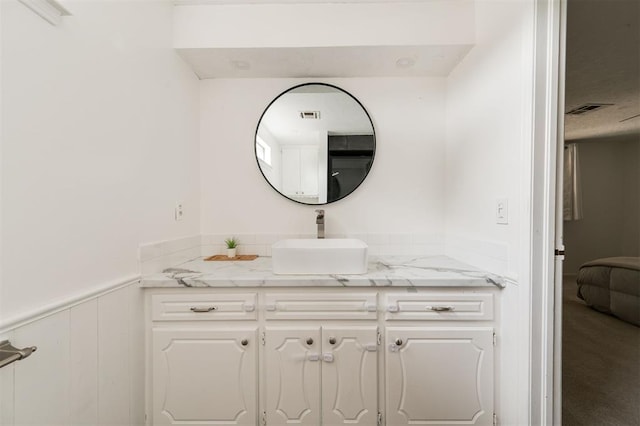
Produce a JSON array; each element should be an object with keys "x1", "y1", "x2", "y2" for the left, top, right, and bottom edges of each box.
[{"x1": 255, "y1": 83, "x2": 375, "y2": 205}]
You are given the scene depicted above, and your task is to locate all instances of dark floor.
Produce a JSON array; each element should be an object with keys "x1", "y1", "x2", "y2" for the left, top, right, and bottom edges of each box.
[{"x1": 562, "y1": 277, "x2": 640, "y2": 426}]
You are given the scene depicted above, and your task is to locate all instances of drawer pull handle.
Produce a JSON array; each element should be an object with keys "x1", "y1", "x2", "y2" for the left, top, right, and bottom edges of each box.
[
  {"x1": 190, "y1": 306, "x2": 217, "y2": 313},
  {"x1": 306, "y1": 338, "x2": 314, "y2": 345},
  {"x1": 394, "y1": 338, "x2": 403, "y2": 346},
  {"x1": 428, "y1": 306, "x2": 454, "y2": 312},
  {"x1": 329, "y1": 337, "x2": 337, "y2": 345},
  {"x1": 241, "y1": 339, "x2": 249, "y2": 346}
]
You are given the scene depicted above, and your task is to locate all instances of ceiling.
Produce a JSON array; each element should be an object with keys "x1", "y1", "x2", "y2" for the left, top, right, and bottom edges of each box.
[
  {"x1": 564, "y1": 0, "x2": 640, "y2": 142},
  {"x1": 177, "y1": 45, "x2": 473, "y2": 79},
  {"x1": 173, "y1": 0, "x2": 474, "y2": 79}
]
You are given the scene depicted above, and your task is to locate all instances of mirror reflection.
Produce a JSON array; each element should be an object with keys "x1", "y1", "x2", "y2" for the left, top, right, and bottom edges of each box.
[{"x1": 255, "y1": 83, "x2": 375, "y2": 205}]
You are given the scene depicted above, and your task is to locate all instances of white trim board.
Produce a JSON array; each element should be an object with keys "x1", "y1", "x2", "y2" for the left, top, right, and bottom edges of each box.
[{"x1": 529, "y1": 0, "x2": 565, "y2": 424}]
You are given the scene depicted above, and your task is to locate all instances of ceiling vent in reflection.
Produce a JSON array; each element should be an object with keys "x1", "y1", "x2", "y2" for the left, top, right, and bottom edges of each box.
[
  {"x1": 566, "y1": 103, "x2": 613, "y2": 115},
  {"x1": 300, "y1": 111, "x2": 321, "y2": 119}
]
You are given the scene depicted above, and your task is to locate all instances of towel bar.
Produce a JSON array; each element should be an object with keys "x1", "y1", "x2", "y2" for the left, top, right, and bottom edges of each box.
[{"x1": 0, "y1": 340, "x2": 37, "y2": 369}]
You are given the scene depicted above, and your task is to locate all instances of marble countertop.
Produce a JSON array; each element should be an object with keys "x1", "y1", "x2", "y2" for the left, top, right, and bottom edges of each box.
[{"x1": 141, "y1": 255, "x2": 505, "y2": 289}]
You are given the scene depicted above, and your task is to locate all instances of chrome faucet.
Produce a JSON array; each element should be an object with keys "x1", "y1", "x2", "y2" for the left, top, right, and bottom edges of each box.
[{"x1": 315, "y1": 209, "x2": 325, "y2": 239}]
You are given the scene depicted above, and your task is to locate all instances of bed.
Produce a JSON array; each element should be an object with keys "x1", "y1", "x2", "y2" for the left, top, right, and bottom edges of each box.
[{"x1": 576, "y1": 257, "x2": 640, "y2": 326}]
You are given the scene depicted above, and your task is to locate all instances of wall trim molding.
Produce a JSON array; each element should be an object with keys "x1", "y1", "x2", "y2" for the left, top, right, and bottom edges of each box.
[
  {"x1": 0, "y1": 274, "x2": 140, "y2": 334},
  {"x1": 529, "y1": 0, "x2": 565, "y2": 424},
  {"x1": 18, "y1": 0, "x2": 71, "y2": 26}
]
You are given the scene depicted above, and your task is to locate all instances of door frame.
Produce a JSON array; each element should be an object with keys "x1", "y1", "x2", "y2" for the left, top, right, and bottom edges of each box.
[{"x1": 530, "y1": 0, "x2": 566, "y2": 424}]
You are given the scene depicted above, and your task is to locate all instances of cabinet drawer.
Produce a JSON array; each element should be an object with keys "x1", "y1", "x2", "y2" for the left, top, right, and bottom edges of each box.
[
  {"x1": 385, "y1": 293, "x2": 493, "y2": 321},
  {"x1": 265, "y1": 293, "x2": 377, "y2": 320},
  {"x1": 152, "y1": 293, "x2": 257, "y2": 321}
]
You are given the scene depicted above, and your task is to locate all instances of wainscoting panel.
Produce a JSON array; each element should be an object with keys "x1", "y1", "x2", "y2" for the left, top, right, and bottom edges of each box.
[
  {"x1": 0, "y1": 330, "x2": 15, "y2": 426},
  {"x1": 69, "y1": 299, "x2": 99, "y2": 425},
  {"x1": 0, "y1": 279, "x2": 143, "y2": 426},
  {"x1": 129, "y1": 284, "x2": 146, "y2": 426},
  {"x1": 13, "y1": 310, "x2": 70, "y2": 424},
  {"x1": 98, "y1": 288, "x2": 133, "y2": 426}
]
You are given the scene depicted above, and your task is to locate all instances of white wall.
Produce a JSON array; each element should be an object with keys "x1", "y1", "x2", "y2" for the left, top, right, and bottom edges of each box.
[
  {"x1": 564, "y1": 136, "x2": 640, "y2": 274},
  {"x1": 174, "y1": 1, "x2": 475, "y2": 49},
  {"x1": 0, "y1": 0, "x2": 4, "y2": 326},
  {"x1": 0, "y1": 0, "x2": 200, "y2": 323},
  {"x1": 1, "y1": 1, "x2": 199, "y2": 422},
  {"x1": 444, "y1": 0, "x2": 535, "y2": 279},
  {"x1": 200, "y1": 77, "x2": 446, "y2": 237},
  {"x1": 444, "y1": 2, "x2": 535, "y2": 425}
]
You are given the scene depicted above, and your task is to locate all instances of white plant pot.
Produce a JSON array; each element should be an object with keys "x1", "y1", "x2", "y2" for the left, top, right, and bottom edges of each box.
[{"x1": 227, "y1": 248, "x2": 237, "y2": 258}]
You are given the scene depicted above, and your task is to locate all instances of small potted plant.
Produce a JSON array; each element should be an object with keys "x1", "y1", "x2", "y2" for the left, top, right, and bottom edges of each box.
[{"x1": 224, "y1": 237, "x2": 238, "y2": 258}]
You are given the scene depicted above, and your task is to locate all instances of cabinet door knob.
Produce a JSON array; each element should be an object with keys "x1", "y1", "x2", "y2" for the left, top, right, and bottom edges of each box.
[
  {"x1": 329, "y1": 337, "x2": 337, "y2": 345},
  {"x1": 241, "y1": 339, "x2": 248, "y2": 346},
  {"x1": 306, "y1": 338, "x2": 314, "y2": 345},
  {"x1": 394, "y1": 338, "x2": 403, "y2": 346},
  {"x1": 190, "y1": 306, "x2": 217, "y2": 313}
]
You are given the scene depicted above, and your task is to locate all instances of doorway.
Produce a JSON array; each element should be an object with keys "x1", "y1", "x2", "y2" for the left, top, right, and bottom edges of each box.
[
  {"x1": 326, "y1": 134, "x2": 374, "y2": 203},
  {"x1": 560, "y1": 0, "x2": 640, "y2": 424}
]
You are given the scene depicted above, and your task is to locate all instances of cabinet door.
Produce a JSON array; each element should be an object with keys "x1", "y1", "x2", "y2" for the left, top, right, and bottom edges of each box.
[
  {"x1": 281, "y1": 147, "x2": 301, "y2": 196},
  {"x1": 152, "y1": 327, "x2": 257, "y2": 425},
  {"x1": 265, "y1": 327, "x2": 322, "y2": 425},
  {"x1": 299, "y1": 146, "x2": 319, "y2": 196},
  {"x1": 321, "y1": 326, "x2": 378, "y2": 425},
  {"x1": 385, "y1": 327, "x2": 494, "y2": 426}
]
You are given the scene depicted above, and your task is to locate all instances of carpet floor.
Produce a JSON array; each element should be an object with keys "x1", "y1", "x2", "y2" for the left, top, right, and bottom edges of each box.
[{"x1": 562, "y1": 277, "x2": 640, "y2": 426}]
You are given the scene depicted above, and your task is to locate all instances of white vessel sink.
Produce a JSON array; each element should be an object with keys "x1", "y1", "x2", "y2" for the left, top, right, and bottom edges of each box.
[{"x1": 272, "y1": 239, "x2": 368, "y2": 275}]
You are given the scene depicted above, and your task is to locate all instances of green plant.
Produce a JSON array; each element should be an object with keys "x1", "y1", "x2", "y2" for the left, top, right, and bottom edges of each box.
[{"x1": 224, "y1": 237, "x2": 238, "y2": 249}]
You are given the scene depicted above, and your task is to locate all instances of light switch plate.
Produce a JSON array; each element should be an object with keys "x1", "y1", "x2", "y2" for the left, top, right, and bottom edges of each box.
[
  {"x1": 175, "y1": 203, "x2": 184, "y2": 221},
  {"x1": 496, "y1": 198, "x2": 508, "y2": 224}
]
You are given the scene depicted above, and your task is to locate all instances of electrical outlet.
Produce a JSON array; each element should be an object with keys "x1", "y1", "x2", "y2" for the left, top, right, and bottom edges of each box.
[
  {"x1": 175, "y1": 203, "x2": 184, "y2": 221},
  {"x1": 496, "y1": 198, "x2": 508, "y2": 224}
]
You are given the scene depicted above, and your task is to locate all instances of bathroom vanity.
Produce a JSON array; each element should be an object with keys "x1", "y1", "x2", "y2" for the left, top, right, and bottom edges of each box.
[{"x1": 142, "y1": 255, "x2": 503, "y2": 426}]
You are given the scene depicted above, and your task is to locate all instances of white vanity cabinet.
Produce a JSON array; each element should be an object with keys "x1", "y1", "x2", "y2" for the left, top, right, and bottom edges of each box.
[
  {"x1": 264, "y1": 325, "x2": 378, "y2": 426},
  {"x1": 152, "y1": 327, "x2": 258, "y2": 425},
  {"x1": 263, "y1": 292, "x2": 379, "y2": 425},
  {"x1": 385, "y1": 327, "x2": 494, "y2": 425},
  {"x1": 384, "y1": 292, "x2": 495, "y2": 426},
  {"x1": 145, "y1": 288, "x2": 498, "y2": 426},
  {"x1": 150, "y1": 293, "x2": 259, "y2": 425}
]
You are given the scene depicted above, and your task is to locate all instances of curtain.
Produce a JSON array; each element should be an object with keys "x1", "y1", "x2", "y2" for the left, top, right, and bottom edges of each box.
[{"x1": 563, "y1": 143, "x2": 583, "y2": 221}]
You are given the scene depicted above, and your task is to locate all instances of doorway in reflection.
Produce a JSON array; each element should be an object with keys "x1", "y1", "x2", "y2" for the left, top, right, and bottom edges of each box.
[{"x1": 327, "y1": 134, "x2": 374, "y2": 203}]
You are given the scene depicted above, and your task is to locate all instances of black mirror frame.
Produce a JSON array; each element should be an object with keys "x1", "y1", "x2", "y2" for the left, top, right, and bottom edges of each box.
[{"x1": 254, "y1": 82, "x2": 376, "y2": 206}]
